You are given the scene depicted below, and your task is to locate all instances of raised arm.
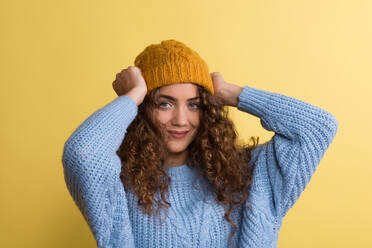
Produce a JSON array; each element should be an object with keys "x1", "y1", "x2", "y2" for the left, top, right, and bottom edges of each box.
[
  {"x1": 61, "y1": 95, "x2": 138, "y2": 246},
  {"x1": 61, "y1": 66, "x2": 148, "y2": 247},
  {"x1": 236, "y1": 85, "x2": 338, "y2": 218}
]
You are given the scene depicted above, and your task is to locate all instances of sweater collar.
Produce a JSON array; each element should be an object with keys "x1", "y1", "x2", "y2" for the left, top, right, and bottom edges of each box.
[{"x1": 163, "y1": 163, "x2": 199, "y2": 182}]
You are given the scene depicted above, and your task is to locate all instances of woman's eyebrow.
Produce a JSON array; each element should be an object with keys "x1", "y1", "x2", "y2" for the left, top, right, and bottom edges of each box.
[{"x1": 158, "y1": 94, "x2": 201, "y2": 101}]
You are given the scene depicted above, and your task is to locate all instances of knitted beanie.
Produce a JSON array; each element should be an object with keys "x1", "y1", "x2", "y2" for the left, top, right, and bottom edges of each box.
[{"x1": 134, "y1": 39, "x2": 214, "y2": 95}]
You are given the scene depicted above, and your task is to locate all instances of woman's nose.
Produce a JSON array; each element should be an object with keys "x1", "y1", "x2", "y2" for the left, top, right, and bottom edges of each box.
[{"x1": 171, "y1": 106, "x2": 188, "y2": 126}]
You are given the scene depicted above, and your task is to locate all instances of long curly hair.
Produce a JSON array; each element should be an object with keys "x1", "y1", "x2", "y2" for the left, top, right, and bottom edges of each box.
[{"x1": 117, "y1": 84, "x2": 259, "y2": 243}]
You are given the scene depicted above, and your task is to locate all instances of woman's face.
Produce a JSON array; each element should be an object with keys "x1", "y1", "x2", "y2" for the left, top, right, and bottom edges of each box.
[{"x1": 152, "y1": 83, "x2": 201, "y2": 154}]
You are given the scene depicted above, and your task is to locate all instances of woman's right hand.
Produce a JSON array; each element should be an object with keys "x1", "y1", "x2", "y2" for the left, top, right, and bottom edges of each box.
[{"x1": 112, "y1": 66, "x2": 148, "y2": 106}]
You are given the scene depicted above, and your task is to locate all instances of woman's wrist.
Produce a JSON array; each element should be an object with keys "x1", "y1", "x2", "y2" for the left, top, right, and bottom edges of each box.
[
  {"x1": 221, "y1": 84, "x2": 243, "y2": 107},
  {"x1": 124, "y1": 87, "x2": 146, "y2": 106}
]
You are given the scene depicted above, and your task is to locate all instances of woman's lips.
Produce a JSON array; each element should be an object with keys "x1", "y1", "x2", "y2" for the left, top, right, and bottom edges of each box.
[{"x1": 168, "y1": 130, "x2": 189, "y2": 138}]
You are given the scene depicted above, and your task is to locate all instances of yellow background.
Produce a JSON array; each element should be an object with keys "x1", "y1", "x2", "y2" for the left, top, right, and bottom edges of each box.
[{"x1": 1, "y1": 0, "x2": 371, "y2": 247}]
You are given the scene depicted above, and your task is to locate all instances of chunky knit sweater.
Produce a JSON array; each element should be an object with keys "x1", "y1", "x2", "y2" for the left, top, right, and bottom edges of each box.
[{"x1": 62, "y1": 85, "x2": 338, "y2": 248}]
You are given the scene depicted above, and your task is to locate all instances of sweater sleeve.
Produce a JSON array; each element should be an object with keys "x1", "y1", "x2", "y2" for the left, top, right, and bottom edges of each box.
[
  {"x1": 61, "y1": 95, "x2": 138, "y2": 247},
  {"x1": 237, "y1": 85, "x2": 338, "y2": 219}
]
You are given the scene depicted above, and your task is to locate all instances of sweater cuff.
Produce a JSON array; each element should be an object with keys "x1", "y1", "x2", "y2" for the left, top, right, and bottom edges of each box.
[
  {"x1": 100, "y1": 94, "x2": 138, "y2": 120},
  {"x1": 237, "y1": 85, "x2": 273, "y2": 118}
]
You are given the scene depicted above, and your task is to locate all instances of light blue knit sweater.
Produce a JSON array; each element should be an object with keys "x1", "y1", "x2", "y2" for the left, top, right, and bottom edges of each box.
[{"x1": 62, "y1": 85, "x2": 338, "y2": 247}]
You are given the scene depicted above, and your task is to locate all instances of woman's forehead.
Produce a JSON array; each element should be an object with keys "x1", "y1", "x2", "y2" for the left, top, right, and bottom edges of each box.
[{"x1": 157, "y1": 83, "x2": 199, "y2": 98}]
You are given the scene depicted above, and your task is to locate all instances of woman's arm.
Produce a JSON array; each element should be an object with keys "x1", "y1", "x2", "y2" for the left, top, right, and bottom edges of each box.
[
  {"x1": 61, "y1": 95, "x2": 138, "y2": 247},
  {"x1": 235, "y1": 85, "x2": 338, "y2": 219}
]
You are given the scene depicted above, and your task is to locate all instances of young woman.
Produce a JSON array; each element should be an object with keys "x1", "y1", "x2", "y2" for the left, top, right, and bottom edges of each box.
[{"x1": 62, "y1": 39, "x2": 338, "y2": 248}]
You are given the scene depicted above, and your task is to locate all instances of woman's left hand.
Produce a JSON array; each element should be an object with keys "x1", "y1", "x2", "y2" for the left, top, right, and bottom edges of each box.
[{"x1": 210, "y1": 72, "x2": 243, "y2": 107}]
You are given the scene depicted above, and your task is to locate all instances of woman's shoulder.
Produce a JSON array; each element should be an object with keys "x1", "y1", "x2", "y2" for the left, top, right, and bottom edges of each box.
[{"x1": 241, "y1": 142, "x2": 265, "y2": 166}]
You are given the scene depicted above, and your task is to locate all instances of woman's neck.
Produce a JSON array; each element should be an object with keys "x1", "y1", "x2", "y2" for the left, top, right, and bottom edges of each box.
[{"x1": 164, "y1": 150, "x2": 188, "y2": 167}]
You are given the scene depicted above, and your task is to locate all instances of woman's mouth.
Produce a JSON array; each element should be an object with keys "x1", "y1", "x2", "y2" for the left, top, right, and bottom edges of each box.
[{"x1": 167, "y1": 130, "x2": 189, "y2": 139}]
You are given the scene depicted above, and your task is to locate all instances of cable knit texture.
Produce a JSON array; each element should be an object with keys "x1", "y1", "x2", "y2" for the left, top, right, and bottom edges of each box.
[{"x1": 62, "y1": 85, "x2": 338, "y2": 247}]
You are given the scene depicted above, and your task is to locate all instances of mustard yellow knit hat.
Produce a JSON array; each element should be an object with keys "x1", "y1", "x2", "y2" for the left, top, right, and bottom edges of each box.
[{"x1": 134, "y1": 39, "x2": 214, "y2": 95}]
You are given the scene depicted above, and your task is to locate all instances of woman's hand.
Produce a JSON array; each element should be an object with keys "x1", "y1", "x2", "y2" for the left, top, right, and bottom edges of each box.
[
  {"x1": 113, "y1": 66, "x2": 148, "y2": 106},
  {"x1": 210, "y1": 72, "x2": 243, "y2": 107}
]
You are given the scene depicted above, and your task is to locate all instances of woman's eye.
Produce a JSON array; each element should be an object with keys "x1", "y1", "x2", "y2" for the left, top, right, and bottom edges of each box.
[
  {"x1": 158, "y1": 102, "x2": 200, "y2": 109},
  {"x1": 189, "y1": 103, "x2": 200, "y2": 109},
  {"x1": 159, "y1": 102, "x2": 172, "y2": 108}
]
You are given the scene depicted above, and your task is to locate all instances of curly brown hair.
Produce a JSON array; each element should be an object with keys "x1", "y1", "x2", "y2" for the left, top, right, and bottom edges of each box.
[{"x1": 117, "y1": 84, "x2": 259, "y2": 243}]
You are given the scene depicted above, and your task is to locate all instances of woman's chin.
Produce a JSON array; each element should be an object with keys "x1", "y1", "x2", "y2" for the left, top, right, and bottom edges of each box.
[
  {"x1": 166, "y1": 148, "x2": 187, "y2": 154},
  {"x1": 165, "y1": 144, "x2": 188, "y2": 154}
]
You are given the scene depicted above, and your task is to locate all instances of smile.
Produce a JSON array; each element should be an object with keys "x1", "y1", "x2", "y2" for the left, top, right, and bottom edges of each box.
[{"x1": 167, "y1": 130, "x2": 189, "y2": 138}]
